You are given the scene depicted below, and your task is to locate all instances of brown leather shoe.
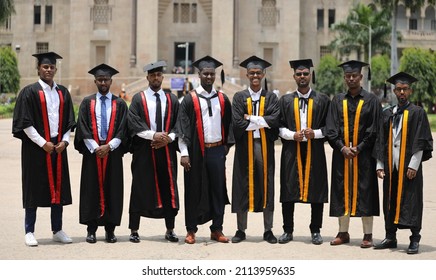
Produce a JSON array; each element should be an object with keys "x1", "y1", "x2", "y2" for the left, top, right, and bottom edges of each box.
[
  {"x1": 210, "y1": 231, "x2": 229, "y2": 243},
  {"x1": 185, "y1": 231, "x2": 195, "y2": 244},
  {"x1": 330, "y1": 232, "x2": 350, "y2": 245},
  {"x1": 360, "y1": 234, "x2": 373, "y2": 248}
]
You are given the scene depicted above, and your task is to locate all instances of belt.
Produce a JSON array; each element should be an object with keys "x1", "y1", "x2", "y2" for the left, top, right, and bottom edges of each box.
[
  {"x1": 204, "y1": 141, "x2": 222, "y2": 148},
  {"x1": 99, "y1": 140, "x2": 106, "y2": 145}
]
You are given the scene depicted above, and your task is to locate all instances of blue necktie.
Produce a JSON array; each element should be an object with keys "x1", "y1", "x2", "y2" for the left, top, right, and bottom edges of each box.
[{"x1": 100, "y1": 95, "x2": 108, "y2": 140}]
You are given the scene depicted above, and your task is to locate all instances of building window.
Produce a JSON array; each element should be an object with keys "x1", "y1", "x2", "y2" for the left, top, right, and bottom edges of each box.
[
  {"x1": 260, "y1": 0, "x2": 278, "y2": 27},
  {"x1": 328, "y1": 9, "x2": 335, "y2": 28},
  {"x1": 320, "y1": 46, "x2": 331, "y2": 58},
  {"x1": 34, "y1": 5, "x2": 41, "y2": 24},
  {"x1": 173, "y1": 2, "x2": 197, "y2": 23},
  {"x1": 432, "y1": 20, "x2": 436, "y2": 30},
  {"x1": 317, "y1": 9, "x2": 324, "y2": 29},
  {"x1": 1, "y1": 17, "x2": 12, "y2": 31},
  {"x1": 36, "y1": 42, "x2": 49, "y2": 54},
  {"x1": 92, "y1": 0, "x2": 111, "y2": 24},
  {"x1": 45, "y1": 5, "x2": 53, "y2": 24},
  {"x1": 409, "y1": 18, "x2": 418, "y2": 30}
]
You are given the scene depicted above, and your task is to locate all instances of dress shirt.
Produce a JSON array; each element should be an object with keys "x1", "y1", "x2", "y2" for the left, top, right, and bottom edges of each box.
[
  {"x1": 245, "y1": 87, "x2": 270, "y2": 139},
  {"x1": 279, "y1": 88, "x2": 324, "y2": 141}
]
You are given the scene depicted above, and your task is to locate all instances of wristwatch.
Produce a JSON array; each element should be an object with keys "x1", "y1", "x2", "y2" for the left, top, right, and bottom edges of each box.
[{"x1": 245, "y1": 115, "x2": 250, "y2": 121}]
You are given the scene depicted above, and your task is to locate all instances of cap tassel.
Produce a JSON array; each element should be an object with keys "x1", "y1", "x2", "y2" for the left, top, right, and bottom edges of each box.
[
  {"x1": 383, "y1": 82, "x2": 387, "y2": 99},
  {"x1": 264, "y1": 77, "x2": 268, "y2": 91},
  {"x1": 368, "y1": 67, "x2": 371, "y2": 81},
  {"x1": 221, "y1": 69, "x2": 225, "y2": 86},
  {"x1": 312, "y1": 70, "x2": 316, "y2": 84}
]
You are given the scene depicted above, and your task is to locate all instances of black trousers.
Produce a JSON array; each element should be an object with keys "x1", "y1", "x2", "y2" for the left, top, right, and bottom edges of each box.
[
  {"x1": 186, "y1": 145, "x2": 226, "y2": 233},
  {"x1": 281, "y1": 201, "x2": 324, "y2": 234},
  {"x1": 86, "y1": 220, "x2": 116, "y2": 234}
]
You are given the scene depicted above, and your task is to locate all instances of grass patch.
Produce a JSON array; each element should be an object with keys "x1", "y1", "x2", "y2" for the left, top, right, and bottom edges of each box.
[{"x1": 428, "y1": 114, "x2": 436, "y2": 132}]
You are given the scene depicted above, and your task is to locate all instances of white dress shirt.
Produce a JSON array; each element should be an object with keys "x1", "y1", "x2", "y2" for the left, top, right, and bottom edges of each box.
[{"x1": 245, "y1": 87, "x2": 270, "y2": 139}]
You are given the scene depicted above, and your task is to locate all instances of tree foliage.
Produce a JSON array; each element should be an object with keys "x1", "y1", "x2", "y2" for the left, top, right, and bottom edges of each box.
[
  {"x1": 399, "y1": 48, "x2": 436, "y2": 110},
  {"x1": 0, "y1": 46, "x2": 20, "y2": 94},
  {"x1": 370, "y1": 54, "x2": 390, "y2": 97},
  {"x1": 0, "y1": 0, "x2": 15, "y2": 24},
  {"x1": 314, "y1": 54, "x2": 344, "y2": 96}
]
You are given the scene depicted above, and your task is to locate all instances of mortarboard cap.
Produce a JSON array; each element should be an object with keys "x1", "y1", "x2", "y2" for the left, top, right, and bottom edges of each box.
[
  {"x1": 192, "y1": 55, "x2": 223, "y2": 70},
  {"x1": 32, "y1": 52, "x2": 62, "y2": 65},
  {"x1": 289, "y1": 59, "x2": 313, "y2": 70},
  {"x1": 290, "y1": 58, "x2": 316, "y2": 84},
  {"x1": 338, "y1": 60, "x2": 368, "y2": 73},
  {"x1": 239, "y1": 55, "x2": 271, "y2": 70},
  {"x1": 88, "y1": 63, "x2": 119, "y2": 77},
  {"x1": 143, "y1": 60, "x2": 167, "y2": 73},
  {"x1": 386, "y1": 72, "x2": 418, "y2": 85}
]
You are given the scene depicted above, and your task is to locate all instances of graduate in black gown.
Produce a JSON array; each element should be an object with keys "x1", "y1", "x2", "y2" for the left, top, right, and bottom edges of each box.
[
  {"x1": 325, "y1": 60, "x2": 381, "y2": 248},
  {"x1": 230, "y1": 55, "x2": 280, "y2": 244},
  {"x1": 12, "y1": 52, "x2": 76, "y2": 246},
  {"x1": 177, "y1": 55, "x2": 233, "y2": 244},
  {"x1": 278, "y1": 59, "x2": 330, "y2": 245},
  {"x1": 127, "y1": 61, "x2": 180, "y2": 243},
  {"x1": 374, "y1": 72, "x2": 433, "y2": 254},
  {"x1": 74, "y1": 64, "x2": 128, "y2": 243}
]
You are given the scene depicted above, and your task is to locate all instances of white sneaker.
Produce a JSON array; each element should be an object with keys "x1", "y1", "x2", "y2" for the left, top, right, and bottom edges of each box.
[
  {"x1": 25, "y1": 232, "x2": 38, "y2": 246},
  {"x1": 53, "y1": 230, "x2": 73, "y2": 244}
]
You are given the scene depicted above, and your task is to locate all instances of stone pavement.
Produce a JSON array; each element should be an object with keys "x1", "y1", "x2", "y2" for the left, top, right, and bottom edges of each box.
[{"x1": 0, "y1": 117, "x2": 435, "y2": 261}]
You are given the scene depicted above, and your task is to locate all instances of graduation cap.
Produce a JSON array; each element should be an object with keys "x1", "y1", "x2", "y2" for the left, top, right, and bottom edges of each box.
[
  {"x1": 32, "y1": 51, "x2": 62, "y2": 65},
  {"x1": 143, "y1": 60, "x2": 167, "y2": 73},
  {"x1": 192, "y1": 55, "x2": 225, "y2": 86},
  {"x1": 338, "y1": 60, "x2": 371, "y2": 81},
  {"x1": 289, "y1": 58, "x2": 316, "y2": 84},
  {"x1": 240, "y1": 55, "x2": 272, "y2": 90},
  {"x1": 88, "y1": 63, "x2": 119, "y2": 77},
  {"x1": 384, "y1": 72, "x2": 418, "y2": 98}
]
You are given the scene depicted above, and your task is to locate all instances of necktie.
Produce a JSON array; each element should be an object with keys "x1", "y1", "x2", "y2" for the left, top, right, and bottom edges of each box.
[
  {"x1": 299, "y1": 97, "x2": 308, "y2": 113},
  {"x1": 252, "y1": 99, "x2": 259, "y2": 116},
  {"x1": 393, "y1": 103, "x2": 409, "y2": 130},
  {"x1": 100, "y1": 95, "x2": 108, "y2": 140},
  {"x1": 198, "y1": 93, "x2": 218, "y2": 117},
  {"x1": 154, "y1": 92, "x2": 162, "y2": 132}
]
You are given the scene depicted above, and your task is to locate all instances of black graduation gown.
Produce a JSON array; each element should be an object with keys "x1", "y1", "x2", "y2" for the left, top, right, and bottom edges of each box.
[
  {"x1": 12, "y1": 82, "x2": 76, "y2": 208},
  {"x1": 74, "y1": 94, "x2": 128, "y2": 226},
  {"x1": 279, "y1": 91, "x2": 330, "y2": 204},
  {"x1": 177, "y1": 91, "x2": 232, "y2": 225},
  {"x1": 128, "y1": 91, "x2": 180, "y2": 218},
  {"x1": 326, "y1": 88, "x2": 381, "y2": 217},
  {"x1": 376, "y1": 104, "x2": 433, "y2": 228},
  {"x1": 231, "y1": 89, "x2": 279, "y2": 213}
]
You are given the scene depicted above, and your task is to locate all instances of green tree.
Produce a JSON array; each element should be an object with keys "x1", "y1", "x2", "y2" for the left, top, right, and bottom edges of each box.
[
  {"x1": 0, "y1": 0, "x2": 15, "y2": 24},
  {"x1": 329, "y1": 3, "x2": 391, "y2": 62},
  {"x1": 370, "y1": 54, "x2": 390, "y2": 98},
  {"x1": 374, "y1": 0, "x2": 436, "y2": 75},
  {"x1": 0, "y1": 46, "x2": 20, "y2": 95},
  {"x1": 314, "y1": 54, "x2": 344, "y2": 97},
  {"x1": 399, "y1": 48, "x2": 436, "y2": 111}
]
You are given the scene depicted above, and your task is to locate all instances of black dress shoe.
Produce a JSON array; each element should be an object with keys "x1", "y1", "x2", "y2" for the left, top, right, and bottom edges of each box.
[
  {"x1": 165, "y1": 231, "x2": 179, "y2": 242},
  {"x1": 278, "y1": 232, "x2": 293, "y2": 244},
  {"x1": 129, "y1": 232, "x2": 140, "y2": 243},
  {"x1": 311, "y1": 232, "x2": 323, "y2": 245},
  {"x1": 231, "y1": 230, "x2": 246, "y2": 243},
  {"x1": 407, "y1": 241, "x2": 419, "y2": 254},
  {"x1": 374, "y1": 238, "x2": 397, "y2": 249},
  {"x1": 86, "y1": 233, "x2": 97, "y2": 244},
  {"x1": 105, "y1": 231, "x2": 117, "y2": 243},
  {"x1": 263, "y1": 230, "x2": 277, "y2": 244}
]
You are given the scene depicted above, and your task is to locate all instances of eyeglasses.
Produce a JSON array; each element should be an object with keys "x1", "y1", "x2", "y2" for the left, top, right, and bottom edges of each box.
[
  {"x1": 248, "y1": 71, "x2": 264, "y2": 77},
  {"x1": 394, "y1": 87, "x2": 411, "y2": 92},
  {"x1": 295, "y1": 72, "x2": 310, "y2": 77}
]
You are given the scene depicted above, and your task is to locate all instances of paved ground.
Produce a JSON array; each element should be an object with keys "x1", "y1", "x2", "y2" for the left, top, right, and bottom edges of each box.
[{"x1": 0, "y1": 117, "x2": 435, "y2": 277}]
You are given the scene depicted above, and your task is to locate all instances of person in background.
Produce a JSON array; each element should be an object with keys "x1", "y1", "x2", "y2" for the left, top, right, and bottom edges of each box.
[
  {"x1": 278, "y1": 59, "x2": 330, "y2": 245},
  {"x1": 374, "y1": 72, "x2": 433, "y2": 254},
  {"x1": 177, "y1": 55, "x2": 233, "y2": 244},
  {"x1": 127, "y1": 61, "x2": 180, "y2": 243},
  {"x1": 74, "y1": 63, "x2": 128, "y2": 244},
  {"x1": 325, "y1": 60, "x2": 381, "y2": 248},
  {"x1": 12, "y1": 52, "x2": 76, "y2": 246},
  {"x1": 231, "y1": 55, "x2": 280, "y2": 244}
]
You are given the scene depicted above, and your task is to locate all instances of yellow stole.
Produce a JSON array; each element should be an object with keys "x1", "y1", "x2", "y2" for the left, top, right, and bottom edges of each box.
[
  {"x1": 247, "y1": 96, "x2": 268, "y2": 211},
  {"x1": 293, "y1": 97, "x2": 314, "y2": 202},
  {"x1": 342, "y1": 99, "x2": 364, "y2": 216},
  {"x1": 388, "y1": 110, "x2": 409, "y2": 224}
]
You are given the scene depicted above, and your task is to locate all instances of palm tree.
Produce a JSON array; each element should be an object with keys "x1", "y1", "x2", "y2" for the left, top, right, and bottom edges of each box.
[
  {"x1": 0, "y1": 0, "x2": 15, "y2": 24},
  {"x1": 374, "y1": 0, "x2": 436, "y2": 75},
  {"x1": 329, "y1": 3, "x2": 391, "y2": 63}
]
